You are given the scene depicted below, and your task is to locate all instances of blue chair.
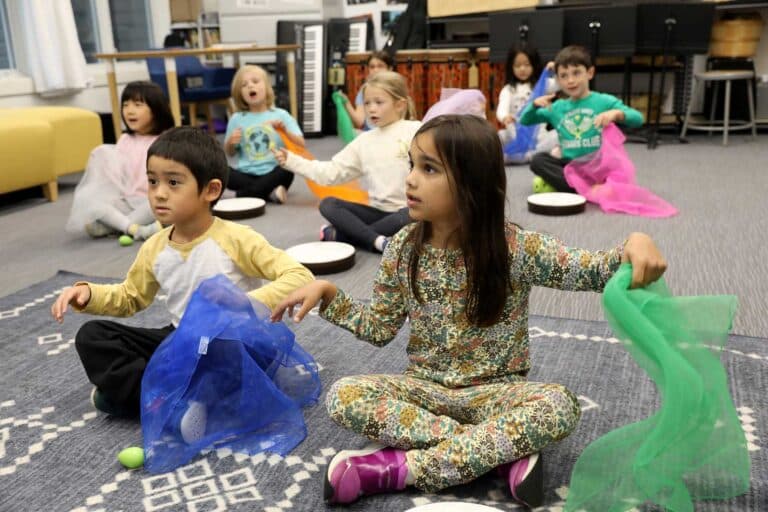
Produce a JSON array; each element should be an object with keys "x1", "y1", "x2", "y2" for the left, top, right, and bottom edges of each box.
[{"x1": 146, "y1": 53, "x2": 236, "y2": 133}]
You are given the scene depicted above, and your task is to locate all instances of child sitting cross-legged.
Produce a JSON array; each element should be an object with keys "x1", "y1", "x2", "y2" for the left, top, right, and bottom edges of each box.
[
  {"x1": 520, "y1": 45, "x2": 644, "y2": 192},
  {"x1": 496, "y1": 44, "x2": 559, "y2": 163},
  {"x1": 66, "y1": 81, "x2": 175, "y2": 241},
  {"x1": 224, "y1": 65, "x2": 305, "y2": 204},
  {"x1": 271, "y1": 115, "x2": 666, "y2": 508},
  {"x1": 273, "y1": 71, "x2": 421, "y2": 253},
  {"x1": 51, "y1": 127, "x2": 314, "y2": 420}
]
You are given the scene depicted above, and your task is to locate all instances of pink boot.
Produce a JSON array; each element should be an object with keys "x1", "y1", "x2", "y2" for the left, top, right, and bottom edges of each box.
[
  {"x1": 499, "y1": 453, "x2": 543, "y2": 508},
  {"x1": 324, "y1": 444, "x2": 409, "y2": 504}
]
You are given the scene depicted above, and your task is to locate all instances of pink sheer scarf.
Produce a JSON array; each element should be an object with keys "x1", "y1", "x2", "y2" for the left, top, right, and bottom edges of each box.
[
  {"x1": 564, "y1": 124, "x2": 677, "y2": 218},
  {"x1": 422, "y1": 89, "x2": 486, "y2": 122}
]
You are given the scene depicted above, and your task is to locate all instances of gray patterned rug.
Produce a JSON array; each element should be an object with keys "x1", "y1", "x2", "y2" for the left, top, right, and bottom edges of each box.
[{"x1": 1, "y1": 272, "x2": 765, "y2": 511}]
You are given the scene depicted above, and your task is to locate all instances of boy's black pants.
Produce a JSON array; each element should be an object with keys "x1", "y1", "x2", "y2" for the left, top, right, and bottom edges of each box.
[
  {"x1": 227, "y1": 166, "x2": 294, "y2": 200},
  {"x1": 75, "y1": 320, "x2": 174, "y2": 410},
  {"x1": 530, "y1": 153, "x2": 576, "y2": 193}
]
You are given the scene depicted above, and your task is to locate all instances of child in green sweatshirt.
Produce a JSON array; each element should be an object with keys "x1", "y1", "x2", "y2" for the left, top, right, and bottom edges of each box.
[{"x1": 519, "y1": 45, "x2": 644, "y2": 192}]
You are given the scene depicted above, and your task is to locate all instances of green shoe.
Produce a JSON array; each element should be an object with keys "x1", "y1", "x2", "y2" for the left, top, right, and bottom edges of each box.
[
  {"x1": 90, "y1": 387, "x2": 138, "y2": 418},
  {"x1": 532, "y1": 176, "x2": 557, "y2": 194}
]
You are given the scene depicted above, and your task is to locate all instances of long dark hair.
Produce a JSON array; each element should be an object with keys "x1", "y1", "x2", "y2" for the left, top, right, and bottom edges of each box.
[
  {"x1": 368, "y1": 50, "x2": 394, "y2": 69},
  {"x1": 120, "y1": 81, "x2": 175, "y2": 135},
  {"x1": 504, "y1": 44, "x2": 542, "y2": 87},
  {"x1": 405, "y1": 115, "x2": 511, "y2": 327}
]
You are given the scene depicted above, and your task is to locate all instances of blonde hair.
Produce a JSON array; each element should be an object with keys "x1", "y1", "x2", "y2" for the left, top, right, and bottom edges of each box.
[
  {"x1": 231, "y1": 65, "x2": 275, "y2": 111},
  {"x1": 362, "y1": 71, "x2": 416, "y2": 121}
]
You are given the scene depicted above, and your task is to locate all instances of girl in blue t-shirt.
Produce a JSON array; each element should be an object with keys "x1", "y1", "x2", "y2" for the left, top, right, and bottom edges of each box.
[{"x1": 224, "y1": 65, "x2": 305, "y2": 203}]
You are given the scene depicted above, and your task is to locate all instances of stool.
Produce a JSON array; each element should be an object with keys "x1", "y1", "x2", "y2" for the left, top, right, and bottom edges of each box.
[{"x1": 680, "y1": 70, "x2": 757, "y2": 145}]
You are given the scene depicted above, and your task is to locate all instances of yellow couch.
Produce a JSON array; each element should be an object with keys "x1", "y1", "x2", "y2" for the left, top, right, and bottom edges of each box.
[
  {"x1": 0, "y1": 116, "x2": 57, "y2": 200},
  {"x1": 0, "y1": 107, "x2": 102, "y2": 201},
  {"x1": 0, "y1": 107, "x2": 103, "y2": 176}
]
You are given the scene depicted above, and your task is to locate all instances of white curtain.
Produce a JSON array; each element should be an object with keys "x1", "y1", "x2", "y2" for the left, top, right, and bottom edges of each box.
[{"x1": 14, "y1": 0, "x2": 89, "y2": 97}]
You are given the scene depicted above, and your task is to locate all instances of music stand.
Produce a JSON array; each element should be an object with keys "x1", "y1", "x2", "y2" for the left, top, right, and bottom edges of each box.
[
  {"x1": 635, "y1": 3, "x2": 716, "y2": 149},
  {"x1": 489, "y1": 9, "x2": 564, "y2": 64},
  {"x1": 563, "y1": 5, "x2": 637, "y2": 93}
]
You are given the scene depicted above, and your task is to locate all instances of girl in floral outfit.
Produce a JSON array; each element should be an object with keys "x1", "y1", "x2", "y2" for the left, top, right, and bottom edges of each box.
[{"x1": 271, "y1": 115, "x2": 667, "y2": 507}]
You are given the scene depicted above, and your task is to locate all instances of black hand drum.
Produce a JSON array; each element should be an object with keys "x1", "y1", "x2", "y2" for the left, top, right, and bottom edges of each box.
[
  {"x1": 213, "y1": 197, "x2": 266, "y2": 220},
  {"x1": 285, "y1": 241, "x2": 356, "y2": 275},
  {"x1": 527, "y1": 192, "x2": 587, "y2": 215}
]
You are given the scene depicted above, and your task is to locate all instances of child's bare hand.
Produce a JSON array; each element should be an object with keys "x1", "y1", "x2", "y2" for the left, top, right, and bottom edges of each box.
[
  {"x1": 51, "y1": 284, "x2": 91, "y2": 323},
  {"x1": 545, "y1": 61, "x2": 555, "y2": 71},
  {"x1": 227, "y1": 128, "x2": 242, "y2": 147},
  {"x1": 534, "y1": 93, "x2": 556, "y2": 109},
  {"x1": 621, "y1": 232, "x2": 667, "y2": 288},
  {"x1": 594, "y1": 109, "x2": 623, "y2": 128},
  {"x1": 270, "y1": 280, "x2": 337, "y2": 323},
  {"x1": 502, "y1": 115, "x2": 515, "y2": 125},
  {"x1": 271, "y1": 147, "x2": 288, "y2": 166},
  {"x1": 267, "y1": 119, "x2": 286, "y2": 131}
]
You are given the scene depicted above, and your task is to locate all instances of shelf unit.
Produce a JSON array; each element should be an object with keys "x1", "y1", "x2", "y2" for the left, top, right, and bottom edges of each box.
[{"x1": 169, "y1": 12, "x2": 221, "y2": 63}]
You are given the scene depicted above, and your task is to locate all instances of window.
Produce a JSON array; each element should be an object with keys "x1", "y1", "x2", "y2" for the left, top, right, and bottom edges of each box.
[
  {"x1": 0, "y1": 0, "x2": 13, "y2": 69},
  {"x1": 108, "y1": 0, "x2": 153, "y2": 52},
  {"x1": 71, "y1": 0, "x2": 100, "y2": 63},
  {"x1": 72, "y1": 0, "x2": 155, "y2": 59}
]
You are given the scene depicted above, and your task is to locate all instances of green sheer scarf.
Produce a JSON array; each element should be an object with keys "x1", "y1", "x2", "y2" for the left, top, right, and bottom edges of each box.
[
  {"x1": 332, "y1": 91, "x2": 357, "y2": 144},
  {"x1": 564, "y1": 264, "x2": 750, "y2": 512}
]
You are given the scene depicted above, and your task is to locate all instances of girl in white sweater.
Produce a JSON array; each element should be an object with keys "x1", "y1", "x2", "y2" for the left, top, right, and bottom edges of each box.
[
  {"x1": 274, "y1": 71, "x2": 420, "y2": 253},
  {"x1": 496, "y1": 45, "x2": 559, "y2": 163}
]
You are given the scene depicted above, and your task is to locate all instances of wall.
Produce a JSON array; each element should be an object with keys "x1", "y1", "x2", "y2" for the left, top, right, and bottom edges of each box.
[{"x1": 0, "y1": 2, "x2": 764, "y2": 114}]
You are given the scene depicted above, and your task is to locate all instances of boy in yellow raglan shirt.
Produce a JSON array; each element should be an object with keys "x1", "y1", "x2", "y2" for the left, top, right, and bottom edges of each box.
[{"x1": 52, "y1": 127, "x2": 314, "y2": 419}]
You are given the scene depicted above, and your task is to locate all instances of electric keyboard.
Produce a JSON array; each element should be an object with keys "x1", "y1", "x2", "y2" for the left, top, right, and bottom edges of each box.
[
  {"x1": 301, "y1": 25, "x2": 324, "y2": 135},
  {"x1": 276, "y1": 20, "x2": 326, "y2": 137},
  {"x1": 277, "y1": 18, "x2": 375, "y2": 137},
  {"x1": 348, "y1": 21, "x2": 368, "y2": 53}
]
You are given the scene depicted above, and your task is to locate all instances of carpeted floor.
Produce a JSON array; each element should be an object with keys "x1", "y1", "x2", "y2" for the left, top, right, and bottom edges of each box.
[
  {"x1": 1, "y1": 272, "x2": 765, "y2": 511},
  {"x1": 2, "y1": 133, "x2": 768, "y2": 339}
]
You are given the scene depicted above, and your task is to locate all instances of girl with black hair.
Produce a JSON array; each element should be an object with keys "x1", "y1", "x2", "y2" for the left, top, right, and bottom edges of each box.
[
  {"x1": 497, "y1": 45, "x2": 559, "y2": 163},
  {"x1": 66, "y1": 81, "x2": 175, "y2": 242}
]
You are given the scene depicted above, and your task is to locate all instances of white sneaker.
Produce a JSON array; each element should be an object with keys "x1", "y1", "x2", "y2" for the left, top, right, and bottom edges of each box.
[
  {"x1": 270, "y1": 185, "x2": 288, "y2": 204},
  {"x1": 84, "y1": 220, "x2": 115, "y2": 238},
  {"x1": 179, "y1": 401, "x2": 207, "y2": 444}
]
